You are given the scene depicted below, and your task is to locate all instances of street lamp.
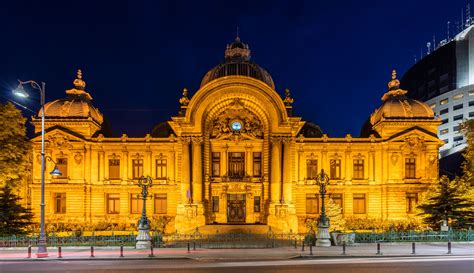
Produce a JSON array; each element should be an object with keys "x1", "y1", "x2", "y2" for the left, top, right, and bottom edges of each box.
[
  {"x1": 13, "y1": 80, "x2": 62, "y2": 257},
  {"x1": 135, "y1": 175, "x2": 153, "y2": 249},
  {"x1": 315, "y1": 169, "x2": 331, "y2": 247}
]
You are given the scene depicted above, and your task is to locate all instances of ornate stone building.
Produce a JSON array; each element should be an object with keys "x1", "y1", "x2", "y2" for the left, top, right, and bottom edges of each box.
[{"x1": 26, "y1": 37, "x2": 442, "y2": 233}]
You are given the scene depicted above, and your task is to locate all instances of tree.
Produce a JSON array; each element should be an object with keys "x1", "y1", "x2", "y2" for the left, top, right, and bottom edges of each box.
[
  {"x1": 418, "y1": 176, "x2": 474, "y2": 230},
  {"x1": 0, "y1": 184, "x2": 34, "y2": 235},
  {"x1": 0, "y1": 102, "x2": 31, "y2": 188}
]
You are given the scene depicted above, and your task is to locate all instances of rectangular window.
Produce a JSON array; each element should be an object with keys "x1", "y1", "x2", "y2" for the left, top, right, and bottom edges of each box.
[
  {"x1": 405, "y1": 158, "x2": 416, "y2": 179},
  {"x1": 228, "y1": 152, "x2": 245, "y2": 178},
  {"x1": 353, "y1": 193, "x2": 366, "y2": 214},
  {"x1": 253, "y1": 152, "x2": 262, "y2": 177},
  {"x1": 454, "y1": 136, "x2": 464, "y2": 142},
  {"x1": 429, "y1": 103, "x2": 436, "y2": 109},
  {"x1": 154, "y1": 194, "x2": 167, "y2": 214},
  {"x1": 470, "y1": 90, "x2": 474, "y2": 96},
  {"x1": 453, "y1": 104, "x2": 463, "y2": 111},
  {"x1": 441, "y1": 118, "x2": 448, "y2": 124},
  {"x1": 54, "y1": 193, "x2": 66, "y2": 214},
  {"x1": 330, "y1": 159, "x2": 341, "y2": 180},
  {"x1": 470, "y1": 101, "x2": 474, "y2": 107},
  {"x1": 106, "y1": 193, "x2": 120, "y2": 214},
  {"x1": 306, "y1": 159, "x2": 318, "y2": 179},
  {"x1": 353, "y1": 159, "x2": 364, "y2": 180},
  {"x1": 330, "y1": 193, "x2": 343, "y2": 211},
  {"x1": 440, "y1": 98, "x2": 449, "y2": 105},
  {"x1": 440, "y1": 128, "x2": 449, "y2": 135},
  {"x1": 470, "y1": 112, "x2": 474, "y2": 117},
  {"x1": 453, "y1": 114, "x2": 463, "y2": 121},
  {"x1": 254, "y1": 196, "x2": 261, "y2": 212},
  {"x1": 453, "y1": 125, "x2": 460, "y2": 132},
  {"x1": 453, "y1": 93, "x2": 464, "y2": 100},
  {"x1": 56, "y1": 158, "x2": 68, "y2": 178},
  {"x1": 132, "y1": 159, "x2": 144, "y2": 179},
  {"x1": 155, "y1": 159, "x2": 167, "y2": 179},
  {"x1": 109, "y1": 159, "x2": 120, "y2": 180},
  {"x1": 212, "y1": 196, "x2": 219, "y2": 212},
  {"x1": 130, "y1": 194, "x2": 143, "y2": 214},
  {"x1": 439, "y1": 108, "x2": 449, "y2": 115},
  {"x1": 306, "y1": 194, "x2": 319, "y2": 214},
  {"x1": 211, "y1": 152, "x2": 220, "y2": 177},
  {"x1": 406, "y1": 193, "x2": 418, "y2": 213}
]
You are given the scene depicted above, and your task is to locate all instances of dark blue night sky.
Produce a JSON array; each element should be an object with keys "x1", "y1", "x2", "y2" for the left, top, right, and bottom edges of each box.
[{"x1": 0, "y1": 0, "x2": 468, "y2": 137}]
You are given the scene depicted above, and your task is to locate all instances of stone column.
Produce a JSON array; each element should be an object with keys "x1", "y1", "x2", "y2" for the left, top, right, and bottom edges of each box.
[
  {"x1": 98, "y1": 151, "x2": 104, "y2": 182},
  {"x1": 192, "y1": 137, "x2": 203, "y2": 204},
  {"x1": 345, "y1": 150, "x2": 351, "y2": 183},
  {"x1": 169, "y1": 149, "x2": 175, "y2": 183},
  {"x1": 297, "y1": 148, "x2": 304, "y2": 184},
  {"x1": 282, "y1": 138, "x2": 292, "y2": 203},
  {"x1": 146, "y1": 150, "x2": 152, "y2": 177},
  {"x1": 270, "y1": 137, "x2": 281, "y2": 203},
  {"x1": 245, "y1": 145, "x2": 253, "y2": 177},
  {"x1": 369, "y1": 150, "x2": 375, "y2": 183},
  {"x1": 123, "y1": 151, "x2": 128, "y2": 181},
  {"x1": 181, "y1": 138, "x2": 191, "y2": 204}
]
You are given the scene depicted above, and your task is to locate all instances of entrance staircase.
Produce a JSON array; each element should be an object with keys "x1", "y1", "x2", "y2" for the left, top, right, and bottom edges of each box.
[{"x1": 196, "y1": 224, "x2": 272, "y2": 235}]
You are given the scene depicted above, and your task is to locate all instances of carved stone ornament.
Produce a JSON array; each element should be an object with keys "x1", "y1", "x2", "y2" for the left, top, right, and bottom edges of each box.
[
  {"x1": 185, "y1": 205, "x2": 197, "y2": 218},
  {"x1": 390, "y1": 153, "x2": 399, "y2": 165},
  {"x1": 36, "y1": 153, "x2": 42, "y2": 164},
  {"x1": 402, "y1": 134, "x2": 426, "y2": 151},
  {"x1": 210, "y1": 99, "x2": 263, "y2": 140},
  {"x1": 428, "y1": 154, "x2": 437, "y2": 165},
  {"x1": 74, "y1": 153, "x2": 83, "y2": 164},
  {"x1": 47, "y1": 132, "x2": 73, "y2": 150}
]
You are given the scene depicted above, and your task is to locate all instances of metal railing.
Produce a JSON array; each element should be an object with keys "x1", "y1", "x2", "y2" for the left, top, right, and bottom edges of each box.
[{"x1": 354, "y1": 230, "x2": 474, "y2": 243}]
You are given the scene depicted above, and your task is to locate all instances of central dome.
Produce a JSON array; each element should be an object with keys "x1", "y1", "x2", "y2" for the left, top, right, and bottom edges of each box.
[{"x1": 200, "y1": 36, "x2": 275, "y2": 89}]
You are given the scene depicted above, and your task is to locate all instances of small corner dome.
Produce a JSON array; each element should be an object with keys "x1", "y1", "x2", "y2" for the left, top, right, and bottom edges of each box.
[
  {"x1": 200, "y1": 36, "x2": 275, "y2": 89},
  {"x1": 370, "y1": 70, "x2": 434, "y2": 125},
  {"x1": 40, "y1": 70, "x2": 103, "y2": 124}
]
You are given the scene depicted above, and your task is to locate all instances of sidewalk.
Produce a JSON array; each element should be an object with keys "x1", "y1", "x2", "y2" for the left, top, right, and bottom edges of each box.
[{"x1": 0, "y1": 243, "x2": 473, "y2": 261}]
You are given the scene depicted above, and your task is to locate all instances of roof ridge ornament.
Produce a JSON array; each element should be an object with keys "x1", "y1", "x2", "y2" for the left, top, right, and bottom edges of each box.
[
  {"x1": 283, "y1": 88, "x2": 294, "y2": 106},
  {"x1": 65, "y1": 69, "x2": 93, "y2": 100},
  {"x1": 381, "y1": 69, "x2": 407, "y2": 101},
  {"x1": 179, "y1": 88, "x2": 190, "y2": 106},
  {"x1": 225, "y1": 35, "x2": 251, "y2": 61}
]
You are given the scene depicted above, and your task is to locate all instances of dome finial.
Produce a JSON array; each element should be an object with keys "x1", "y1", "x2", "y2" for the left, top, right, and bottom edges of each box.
[
  {"x1": 387, "y1": 69, "x2": 400, "y2": 90},
  {"x1": 235, "y1": 27, "x2": 240, "y2": 42},
  {"x1": 65, "y1": 69, "x2": 93, "y2": 100},
  {"x1": 73, "y1": 69, "x2": 86, "y2": 90}
]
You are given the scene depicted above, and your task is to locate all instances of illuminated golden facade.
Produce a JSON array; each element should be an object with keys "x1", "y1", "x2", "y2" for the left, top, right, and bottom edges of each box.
[{"x1": 25, "y1": 37, "x2": 442, "y2": 234}]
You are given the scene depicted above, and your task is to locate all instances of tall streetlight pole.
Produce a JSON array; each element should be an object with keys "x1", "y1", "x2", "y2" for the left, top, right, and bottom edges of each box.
[
  {"x1": 13, "y1": 81, "x2": 62, "y2": 258},
  {"x1": 136, "y1": 175, "x2": 153, "y2": 249},
  {"x1": 315, "y1": 169, "x2": 331, "y2": 247}
]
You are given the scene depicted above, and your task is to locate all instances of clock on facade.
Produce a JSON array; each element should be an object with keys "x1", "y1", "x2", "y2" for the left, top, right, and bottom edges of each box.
[{"x1": 230, "y1": 121, "x2": 242, "y2": 131}]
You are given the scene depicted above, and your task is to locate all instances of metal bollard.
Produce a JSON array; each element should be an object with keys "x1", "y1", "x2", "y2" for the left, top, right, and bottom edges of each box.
[
  {"x1": 58, "y1": 246, "x2": 62, "y2": 258},
  {"x1": 187, "y1": 242, "x2": 190, "y2": 253},
  {"x1": 193, "y1": 241, "x2": 196, "y2": 251},
  {"x1": 90, "y1": 246, "x2": 95, "y2": 258},
  {"x1": 149, "y1": 243, "x2": 154, "y2": 257},
  {"x1": 272, "y1": 241, "x2": 275, "y2": 248},
  {"x1": 411, "y1": 242, "x2": 416, "y2": 254},
  {"x1": 376, "y1": 242, "x2": 381, "y2": 255},
  {"x1": 342, "y1": 242, "x2": 346, "y2": 255},
  {"x1": 120, "y1": 245, "x2": 124, "y2": 257},
  {"x1": 301, "y1": 240, "x2": 305, "y2": 251},
  {"x1": 447, "y1": 241, "x2": 452, "y2": 254},
  {"x1": 27, "y1": 245, "x2": 31, "y2": 258},
  {"x1": 309, "y1": 244, "x2": 313, "y2": 256},
  {"x1": 294, "y1": 239, "x2": 297, "y2": 249}
]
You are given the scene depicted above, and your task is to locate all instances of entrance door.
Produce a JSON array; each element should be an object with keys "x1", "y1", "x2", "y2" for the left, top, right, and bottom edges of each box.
[{"x1": 227, "y1": 194, "x2": 246, "y2": 223}]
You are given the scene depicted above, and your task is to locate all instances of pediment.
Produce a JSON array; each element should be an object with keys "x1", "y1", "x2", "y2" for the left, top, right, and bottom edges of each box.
[{"x1": 31, "y1": 126, "x2": 86, "y2": 149}]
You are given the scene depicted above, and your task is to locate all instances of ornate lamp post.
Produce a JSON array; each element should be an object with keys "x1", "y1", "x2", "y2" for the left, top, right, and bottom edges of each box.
[
  {"x1": 315, "y1": 169, "x2": 331, "y2": 247},
  {"x1": 13, "y1": 81, "x2": 62, "y2": 258},
  {"x1": 135, "y1": 175, "x2": 153, "y2": 249}
]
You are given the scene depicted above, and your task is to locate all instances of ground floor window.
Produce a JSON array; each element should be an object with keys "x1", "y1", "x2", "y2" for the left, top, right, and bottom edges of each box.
[
  {"x1": 353, "y1": 193, "x2": 366, "y2": 214},
  {"x1": 130, "y1": 194, "x2": 143, "y2": 214},
  {"x1": 406, "y1": 193, "x2": 418, "y2": 213},
  {"x1": 54, "y1": 193, "x2": 66, "y2": 214},
  {"x1": 306, "y1": 194, "x2": 319, "y2": 214},
  {"x1": 106, "y1": 193, "x2": 120, "y2": 214},
  {"x1": 330, "y1": 193, "x2": 343, "y2": 212},
  {"x1": 154, "y1": 194, "x2": 167, "y2": 214},
  {"x1": 212, "y1": 196, "x2": 219, "y2": 212},
  {"x1": 254, "y1": 196, "x2": 261, "y2": 212}
]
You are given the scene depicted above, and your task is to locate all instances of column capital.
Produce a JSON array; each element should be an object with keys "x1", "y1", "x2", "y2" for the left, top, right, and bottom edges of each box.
[{"x1": 191, "y1": 136, "x2": 204, "y2": 145}]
